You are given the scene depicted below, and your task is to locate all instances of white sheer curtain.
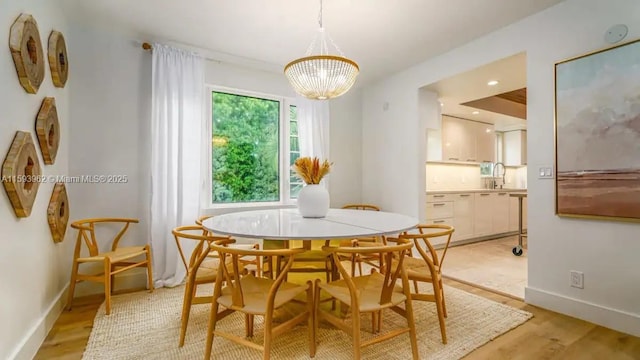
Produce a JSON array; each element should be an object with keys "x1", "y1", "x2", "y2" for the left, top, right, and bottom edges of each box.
[
  {"x1": 150, "y1": 44, "x2": 204, "y2": 288},
  {"x1": 296, "y1": 96, "x2": 330, "y2": 187}
]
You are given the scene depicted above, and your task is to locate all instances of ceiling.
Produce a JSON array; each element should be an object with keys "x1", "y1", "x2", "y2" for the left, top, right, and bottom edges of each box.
[
  {"x1": 423, "y1": 52, "x2": 527, "y2": 129},
  {"x1": 61, "y1": 0, "x2": 563, "y2": 86}
]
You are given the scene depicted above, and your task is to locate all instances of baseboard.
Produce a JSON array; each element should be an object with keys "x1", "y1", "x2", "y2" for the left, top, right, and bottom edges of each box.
[
  {"x1": 525, "y1": 286, "x2": 640, "y2": 337},
  {"x1": 9, "y1": 284, "x2": 68, "y2": 360}
]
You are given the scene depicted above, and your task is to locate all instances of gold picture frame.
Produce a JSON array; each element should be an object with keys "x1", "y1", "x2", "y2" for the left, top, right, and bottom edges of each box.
[{"x1": 554, "y1": 38, "x2": 640, "y2": 222}]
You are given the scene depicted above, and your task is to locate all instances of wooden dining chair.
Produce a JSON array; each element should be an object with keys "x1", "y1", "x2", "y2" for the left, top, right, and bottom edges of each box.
[
  {"x1": 172, "y1": 225, "x2": 242, "y2": 347},
  {"x1": 339, "y1": 204, "x2": 385, "y2": 276},
  {"x1": 204, "y1": 243, "x2": 315, "y2": 360},
  {"x1": 395, "y1": 224, "x2": 455, "y2": 344},
  {"x1": 196, "y1": 215, "x2": 261, "y2": 276},
  {"x1": 314, "y1": 238, "x2": 419, "y2": 359},
  {"x1": 66, "y1": 218, "x2": 153, "y2": 315}
]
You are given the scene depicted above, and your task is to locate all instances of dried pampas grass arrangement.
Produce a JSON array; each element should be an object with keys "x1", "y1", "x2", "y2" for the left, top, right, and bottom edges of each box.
[{"x1": 293, "y1": 157, "x2": 331, "y2": 185}]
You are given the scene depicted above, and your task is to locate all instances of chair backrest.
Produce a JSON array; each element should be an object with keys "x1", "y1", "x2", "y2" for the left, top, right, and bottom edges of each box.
[
  {"x1": 70, "y1": 218, "x2": 139, "y2": 257},
  {"x1": 341, "y1": 204, "x2": 380, "y2": 211},
  {"x1": 195, "y1": 215, "x2": 213, "y2": 226},
  {"x1": 172, "y1": 225, "x2": 234, "y2": 272},
  {"x1": 401, "y1": 224, "x2": 455, "y2": 271},
  {"x1": 323, "y1": 238, "x2": 413, "y2": 305},
  {"x1": 210, "y1": 243, "x2": 305, "y2": 308}
]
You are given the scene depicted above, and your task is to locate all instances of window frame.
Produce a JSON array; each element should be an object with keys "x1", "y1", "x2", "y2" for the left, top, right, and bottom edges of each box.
[{"x1": 204, "y1": 85, "x2": 298, "y2": 210}]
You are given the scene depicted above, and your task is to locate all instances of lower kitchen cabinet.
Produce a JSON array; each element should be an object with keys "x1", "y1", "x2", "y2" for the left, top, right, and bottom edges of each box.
[
  {"x1": 473, "y1": 192, "x2": 493, "y2": 236},
  {"x1": 493, "y1": 192, "x2": 510, "y2": 234},
  {"x1": 427, "y1": 190, "x2": 526, "y2": 245},
  {"x1": 452, "y1": 193, "x2": 474, "y2": 241}
]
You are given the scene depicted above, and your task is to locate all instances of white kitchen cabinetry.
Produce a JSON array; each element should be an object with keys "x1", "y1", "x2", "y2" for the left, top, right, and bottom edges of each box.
[
  {"x1": 425, "y1": 194, "x2": 454, "y2": 246},
  {"x1": 427, "y1": 190, "x2": 526, "y2": 245},
  {"x1": 492, "y1": 192, "x2": 510, "y2": 234},
  {"x1": 504, "y1": 130, "x2": 527, "y2": 166},
  {"x1": 473, "y1": 192, "x2": 494, "y2": 236},
  {"x1": 475, "y1": 122, "x2": 496, "y2": 163},
  {"x1": 442, "y1": 116, "x2": 474, "y2": 162},
  {"x1": 452, "y1": 193, "x2": 474, "y2": 240},
  {"x1": 441, "y1": 115, "x2": 495, "y2": 163}
]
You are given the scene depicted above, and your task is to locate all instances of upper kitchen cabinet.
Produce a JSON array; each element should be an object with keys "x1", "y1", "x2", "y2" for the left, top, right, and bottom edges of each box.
[
  {"x1": 440, "y1": 115, "x2": 495, "y2": 163},
  {"x1": 503, "y1": 129, "x2": 527, "y2": 166},
  {"x1": 442, "y1": 116, "x2": 473, "y2": 161},
  {"x1": 474, "y1": 122, "x2": 496, "y2": 163}
]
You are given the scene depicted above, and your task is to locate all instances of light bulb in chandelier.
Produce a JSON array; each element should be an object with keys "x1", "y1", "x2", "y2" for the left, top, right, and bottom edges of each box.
[{"x1": 284, "y1": 0, "x2": 359, "y2": 100}]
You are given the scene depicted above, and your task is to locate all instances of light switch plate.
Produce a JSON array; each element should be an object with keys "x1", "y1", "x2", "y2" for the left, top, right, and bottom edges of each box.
[{"x1": 538, "y1": 166, "x2": 554, "y2": 179}]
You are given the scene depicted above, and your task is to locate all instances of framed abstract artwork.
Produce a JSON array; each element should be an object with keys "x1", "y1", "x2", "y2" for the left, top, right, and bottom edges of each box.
[{"x1": 555, "y1": 39, "x2": 640, "y2": 221}]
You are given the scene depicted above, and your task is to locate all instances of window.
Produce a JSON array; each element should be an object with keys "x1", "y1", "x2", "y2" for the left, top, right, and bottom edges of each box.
[{"x1": 209, "y1": 88, "x2": 298, "y2": 206}]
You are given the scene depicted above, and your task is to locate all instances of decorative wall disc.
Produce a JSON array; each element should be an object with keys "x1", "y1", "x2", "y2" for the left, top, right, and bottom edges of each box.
[
  {"x1": 35, "y1": 97, "x2": 60, "y2": 164},
  {"x1": 9, "y1": 14, "x2": 45, "y2": 94},
  {"x1": 47, "y1": 183, "x2": 69, "y2": 243},
  {"x1": 2, "y1": 132, "x2": 42, "y2": 217},
  {"x1": 48, "y1": 31, "x2": 68, "y2": 88}
]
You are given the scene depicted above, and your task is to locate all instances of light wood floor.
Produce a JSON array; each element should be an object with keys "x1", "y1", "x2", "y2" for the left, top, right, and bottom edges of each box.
[
  {"x1": 443, "y1": 235, "x2": 527, "y2": 299},
  {"x1": 35, "y1": 279, "x2": 640, "y2": 359}
]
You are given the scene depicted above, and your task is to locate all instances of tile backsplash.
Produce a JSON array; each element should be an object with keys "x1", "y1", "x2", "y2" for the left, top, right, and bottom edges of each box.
[{"x1": 426, "y1": 163, "x2": 527, "y2": 191}]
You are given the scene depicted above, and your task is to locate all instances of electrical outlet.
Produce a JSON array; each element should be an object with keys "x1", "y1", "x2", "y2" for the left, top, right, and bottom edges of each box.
[
  {"x1": 570, "y1": 270, "x2": 584, "y2": 289},
  {"x1": 461, "y1": 176, "x2": 466, "y2": 183}
]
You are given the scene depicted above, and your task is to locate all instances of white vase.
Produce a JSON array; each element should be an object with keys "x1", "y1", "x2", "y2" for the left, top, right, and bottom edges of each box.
[{"x1": 297, "y1": 184, "x2": 330, "y2": 218}]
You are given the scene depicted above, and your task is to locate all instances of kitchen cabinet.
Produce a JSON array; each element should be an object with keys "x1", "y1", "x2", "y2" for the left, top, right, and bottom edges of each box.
[
  {"x1": 425, "y1": 193, "x2": 454, "y2": 246},
  {"x1": 441, "y1": 115, "x2": 494, "y2": 163},
  {"x1": 492, "y1": 192, "x2": 510, "y2": 233},
  {"x1": 474, "y1": 123, "x2": 496, "y2": 163},
  {"x1": 504, "y1": 130, "x2": 527, "y2": 166},
  {"x1": 475, "y1": 192, "x2": 510, "y2": 235},
  {"x1": 442, "y1": 116, "x2": 474, "y2": 161},
  {"x1": 473, "y1": 192, "x2": 494, "y2": 236},
  {"x1": 427, "y1": 190, "x2": 526, "y2": 246},
  {"x1": 452, "y1": 193, "x2": 474, "y2": 240}
]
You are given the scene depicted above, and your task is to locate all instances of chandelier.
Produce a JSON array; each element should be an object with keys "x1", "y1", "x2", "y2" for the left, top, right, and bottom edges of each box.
[{"x1": 284, "y1": 0, "x2": 359, "y2": 100}]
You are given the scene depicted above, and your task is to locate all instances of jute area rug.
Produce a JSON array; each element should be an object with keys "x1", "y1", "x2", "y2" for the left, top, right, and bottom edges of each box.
[{"x1": 83, "y1": 284, "x2": 532, "y2": 360}]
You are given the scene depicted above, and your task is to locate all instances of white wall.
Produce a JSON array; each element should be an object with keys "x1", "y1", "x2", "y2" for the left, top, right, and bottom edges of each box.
[
  {"x1": 0, "y1": 1, "x2": 72, "y2": 359},
  {"x1": 329, "y1": 89, "x2": 363, "y2": 207},
  {"x1": 362, "y1": 0, "x2": 640, "y2": 336}
]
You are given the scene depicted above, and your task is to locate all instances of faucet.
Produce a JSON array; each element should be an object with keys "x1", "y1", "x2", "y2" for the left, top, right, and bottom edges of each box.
[{"x1": 492, "y1": 162, "x2": 506, "y2": 189}]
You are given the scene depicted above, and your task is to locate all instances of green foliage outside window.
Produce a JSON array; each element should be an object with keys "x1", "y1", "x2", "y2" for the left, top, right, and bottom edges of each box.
[{"x1": 212, "y1": 92, "x2": 280, "y2": 203}]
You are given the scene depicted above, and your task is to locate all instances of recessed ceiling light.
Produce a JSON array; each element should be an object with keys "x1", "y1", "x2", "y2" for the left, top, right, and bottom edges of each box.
[
  {"x1": 439, "y1": 102, "x2": 443, "y2": 107},
  {"x1": 487, "y1": 80, "x2": 499, "y2": 86},
  {"x1": 472, "y1": 111, "x2": 480, "y2": 115}
]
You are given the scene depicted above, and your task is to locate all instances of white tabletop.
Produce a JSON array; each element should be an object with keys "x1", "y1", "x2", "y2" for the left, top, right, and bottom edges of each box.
[{"x1": 202, "y1": 208, "x2": 419, "y2": 240}]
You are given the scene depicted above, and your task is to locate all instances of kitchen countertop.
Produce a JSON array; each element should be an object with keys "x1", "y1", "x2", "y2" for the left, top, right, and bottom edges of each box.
[{"x1": 426, "y1": 188, "x2": 527, "y2": 194}]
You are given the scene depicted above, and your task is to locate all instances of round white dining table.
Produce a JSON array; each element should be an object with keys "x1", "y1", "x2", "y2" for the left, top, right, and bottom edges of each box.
[{"x1": 202, "y1": 208, "x2": 419, "y2": 240}]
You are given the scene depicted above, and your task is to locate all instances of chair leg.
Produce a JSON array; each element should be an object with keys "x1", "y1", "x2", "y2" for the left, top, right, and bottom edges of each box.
[
  {"x1": 65, "y1": 261, "x2": 79, "y2": 311},
  {"x1": 403, "y1": 299, "x2": 420, "y2": 359},
  {"x1": 433, "y1": 281, "x2": 447, "y2": 344},
  {"x1": 179, "y1": 276, "x2": 196, "y2": 347},
  {"x1": 204, "y1": 299, "x2": 221, "y2": 360},
  {"x1": 439, "y1": 278, "x2": 447, "y2": 317},
  {"x1": 110, "y1": 264, "x2": 116, "y2": 294},
  {"x1": 104, "y1": 260, "x2": 112, "y2": 315},
  {"x1": 351, "y1": 307, "x2": 361, "y2": 359},
  {"x1": 307, "y1": 281, "x2": 316, "y2": 357},
  {"x1": 263, "y1": 312, "x2": 273, "y2": 360},
  {"x1": 413, "y1": 280, "x2": 419, "y2": 294},
  {"x1": 146, "y1": 246, "x2": 155, "y2": 292},
  {"x1": 247, "y1": 314, "x2": 255, "y2": 337}
]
